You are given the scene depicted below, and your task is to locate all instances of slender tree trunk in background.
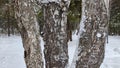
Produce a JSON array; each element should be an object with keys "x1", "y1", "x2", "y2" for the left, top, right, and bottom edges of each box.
[
  {"x1": 76, "y1": 0, "x2": 108, "y2": 68},
  {"x1": 43, "y1": 1, "x2": 70, "y2": 68},
  {"x1": 67, "y1": 20, "x2": 72, "y2": 42},
  {"x1": 7, "y1": 14, "x2": 10, "y2": 36},
  {"x1": 11, "y1": 25, "x2": 14, "y2": 35},
  {"x1": 6, "y1": 5, "x2": 10, "y2": 36},
  {"x1": 14, "y1": 0, "x2": 43, "y2": 68}
]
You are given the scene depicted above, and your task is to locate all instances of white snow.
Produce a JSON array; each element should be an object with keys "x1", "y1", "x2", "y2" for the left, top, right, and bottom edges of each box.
[
  {"x1": 24, "y1": 2, "x2": 27, "y2": 6},
  {"x1": 0, "y1": 35, "x2": 120, "y2": 68},
  {"x1": 68, "y1": 34, "x2": 79, "y2": 68},
  {"x1": 0, "y1": 35, "x2": 26, "y2": 68},
  {"x1": 100, "y1": 36, "x2": 120, "y2": 68},
  {"x1": 97, "y1": 33, "x2": 102, "y2": 37}
]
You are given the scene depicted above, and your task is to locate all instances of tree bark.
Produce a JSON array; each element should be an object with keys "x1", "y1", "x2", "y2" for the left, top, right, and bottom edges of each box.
[
  {"x1": 76, "y1": 0, "x2": 108, "y2": 68},
  {"x1": 14, "y1": 0, "x2": 43, "y2": 68},
  {"x1": 43, "y1": 1, "x2": 70, "y2": 68}
]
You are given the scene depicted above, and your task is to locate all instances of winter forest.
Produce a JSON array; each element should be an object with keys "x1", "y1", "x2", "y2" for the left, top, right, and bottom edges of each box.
[{"x1": 0, "y1": 0, "x2": 120, "y2": 68}]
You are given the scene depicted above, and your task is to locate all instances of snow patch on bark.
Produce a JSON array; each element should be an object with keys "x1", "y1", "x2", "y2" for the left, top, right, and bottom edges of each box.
[
  {"x1": 97, "y1": 33, "x2": 102, "y2": 37},
  {"x1": 78, "y1": 0, "x2": 86, "y2": 38},
  {"x1": 24, "y1": 2, "x2": 27, "y2": 6}
]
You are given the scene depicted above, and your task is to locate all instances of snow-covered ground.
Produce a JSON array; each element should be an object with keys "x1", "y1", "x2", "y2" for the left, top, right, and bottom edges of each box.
[
  {"x1": 100, "y1": 36, "x2": 120, "y2": 68},
  {"x1": 0, "y1": 35, "x2": 120, "y2": 68},
  {"x1": 0, "y1": 35, "x2": 26, "y2": 68}
]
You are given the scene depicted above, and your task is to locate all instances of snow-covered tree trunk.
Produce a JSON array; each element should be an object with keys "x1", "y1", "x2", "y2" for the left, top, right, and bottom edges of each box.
[
  {"x1": 76, "y1": 0, "x2": 108, "y2": 68},
  {"x1": 14, "y1": 0, "x2": 43, "y2": 68},
  {"x1": 43, "y1": 0, "x2": 70, "y2": 68}
]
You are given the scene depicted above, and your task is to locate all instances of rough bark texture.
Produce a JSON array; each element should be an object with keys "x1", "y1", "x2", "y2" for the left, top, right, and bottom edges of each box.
[
  {"x1": 76, "y1": 0, "x2": 108, "y2": 68},
  {"x1": 43, "y1": 1, "x2": 70, "y2": 68},
  {"x1": 14, "y1": 0, "x2": 43, "y2": 68}
]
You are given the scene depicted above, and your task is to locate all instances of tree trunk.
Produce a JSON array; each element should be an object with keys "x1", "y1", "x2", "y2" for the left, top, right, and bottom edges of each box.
[
  {"x1": 76, "y1": 0, "x2": 108, "y2": 68},
  {"x1": 6, "y1": 4, "x2": 10, "y2": 36},
  {"x1": 7, "y1": 15, "x2": 10, "y2": 36},
  {"x1": 43, "y1": 1, "x2": 70, "y2": 68},
  {"x1": 14, "y1": 0, "x2": 43, "y2": 68},
  {"x1": 67, "y1": 20, "x2": 72, "y2": 42}
]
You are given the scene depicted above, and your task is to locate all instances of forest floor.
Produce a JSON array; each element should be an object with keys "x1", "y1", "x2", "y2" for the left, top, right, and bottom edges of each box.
[{"x1": 0, "y1": 34, "x2": 120, "y2": 68}]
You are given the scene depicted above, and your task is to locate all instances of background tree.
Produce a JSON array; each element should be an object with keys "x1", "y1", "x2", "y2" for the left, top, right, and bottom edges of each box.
[
  {"x1": 76, "y1": 0, "x2": 108, "y2": 68},
  {"x1": 109, "y1": 0, "x2": 120, "y2": 35},
  {"x1": 67, "y1": 0, "x2": 82, "y2": 41},
  {"x1": 14, "y1": 0, "x2": 43, "y2": 68},
  {"x1": 36, "y1": 9, "x2": 44, "y2": 36},
  {"x1": 0, "y1": 0, "x2": 18, "y2": 35}
]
